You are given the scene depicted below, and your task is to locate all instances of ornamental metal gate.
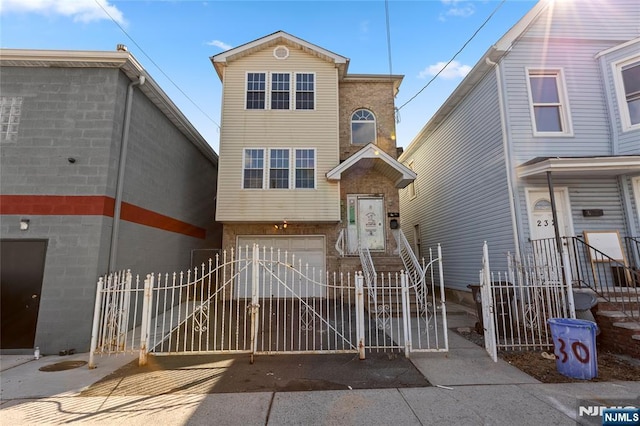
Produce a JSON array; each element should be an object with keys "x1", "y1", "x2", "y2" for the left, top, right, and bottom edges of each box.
[{"x1": 89, "y1": 244, "x2": 448, "y2": 368}]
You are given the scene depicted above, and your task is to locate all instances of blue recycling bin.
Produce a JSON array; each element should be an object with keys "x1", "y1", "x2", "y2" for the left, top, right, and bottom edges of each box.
[{"x1": 547, "y1": 318, "x2": 598, "y2": 380}]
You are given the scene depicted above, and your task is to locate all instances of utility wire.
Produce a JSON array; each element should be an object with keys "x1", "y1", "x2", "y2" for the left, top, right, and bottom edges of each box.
[
  {"x1": 397, "y1": 0, "x2": 506, "y2": 112},
  {"x1": 93, "y1": 0, "x2": 221, "y2": 130},
  {"x1": 385, "y1": 0, "x2": 401, "y2": 125}
]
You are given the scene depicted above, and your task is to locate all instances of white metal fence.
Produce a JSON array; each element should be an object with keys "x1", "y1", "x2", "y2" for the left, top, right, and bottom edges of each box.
[
  {"x1": 479, "y1": 242, "x2": 576, "y2": 362},
  {"x1": 89, "y1": 244, "x2": 448, "y2": 368}
]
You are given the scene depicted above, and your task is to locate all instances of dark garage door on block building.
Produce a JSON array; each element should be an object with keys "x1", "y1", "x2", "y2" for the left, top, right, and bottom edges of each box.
[{"x1": 1, "y1": 240, "x2": 47, "y2": 350}]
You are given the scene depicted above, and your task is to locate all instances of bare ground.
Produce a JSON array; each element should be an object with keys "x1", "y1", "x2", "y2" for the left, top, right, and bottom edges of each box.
[{"x1": 455, "y1": 328, "x2": 640, "y2": 383}]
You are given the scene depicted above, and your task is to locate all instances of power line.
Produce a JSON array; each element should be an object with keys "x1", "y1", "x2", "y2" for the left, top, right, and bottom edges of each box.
[
  {"x1": 397, "y1": 0, "x2": 507, "y2": 112},
  {"x1": 93, "y1": 0, "x2": 221, "y2": 130}
]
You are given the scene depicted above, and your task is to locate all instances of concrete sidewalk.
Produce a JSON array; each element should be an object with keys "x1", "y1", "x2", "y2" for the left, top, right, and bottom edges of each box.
[{"x1": 1, "y1": 306, "x2": 638, "y2": 425}]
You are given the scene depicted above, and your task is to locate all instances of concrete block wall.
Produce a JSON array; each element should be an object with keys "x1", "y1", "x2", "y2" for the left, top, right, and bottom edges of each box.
[
  {"x1": 113, "y1": 73, "x2": 221, "y2": 275},
  {"x1": 1, "y1": 65, "x2": 221, "y2": 353}
]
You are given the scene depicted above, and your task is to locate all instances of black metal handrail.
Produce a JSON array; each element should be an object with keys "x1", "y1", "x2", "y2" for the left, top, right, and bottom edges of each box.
[{"x1": 529, "y1": 237, "x2": 639, "y2": 320}]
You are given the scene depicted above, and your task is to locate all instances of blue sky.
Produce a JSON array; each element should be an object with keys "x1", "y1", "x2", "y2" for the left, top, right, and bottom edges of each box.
[{"x1": 0, "y1": 0, "x2": 538, "y2": 152}]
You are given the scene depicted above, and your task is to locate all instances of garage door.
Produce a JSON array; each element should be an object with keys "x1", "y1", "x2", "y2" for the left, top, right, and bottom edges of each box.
[{"x1": 236, "y1": 236, "x2": 325, "y2": 298}]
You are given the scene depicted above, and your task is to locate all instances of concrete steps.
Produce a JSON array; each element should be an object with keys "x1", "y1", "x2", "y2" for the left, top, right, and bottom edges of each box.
[{"x1": 593, "y1": 288, "x2": 640, "y2": 359}]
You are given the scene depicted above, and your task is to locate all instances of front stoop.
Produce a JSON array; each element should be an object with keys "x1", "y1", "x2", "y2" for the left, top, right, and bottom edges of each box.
[{"x1": 595, "y1": 309, "x2": 640, "y2": 359}]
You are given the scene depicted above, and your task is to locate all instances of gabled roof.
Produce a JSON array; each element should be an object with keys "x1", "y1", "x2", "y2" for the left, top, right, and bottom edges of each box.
[
  {"x1": 210, "y1": 30, "x2": 350, "y2": 80},
  {"x1": 0, "y1": 48, "x2": 218, "y2": 165},
  {"x1": 326, "y1": 143, "x2": 416, "y2": 189},
  {"x1": 400, "y1": 0, "x2": 553, "y2": 160}
]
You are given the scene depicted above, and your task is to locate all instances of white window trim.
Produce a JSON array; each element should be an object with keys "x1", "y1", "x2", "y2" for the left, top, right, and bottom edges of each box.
[
  {"x1": 269, "y1": 72, "x2": 292, "y2": 111},
  {"x1": 612, "y1": 55, "x2": 640, "y2": 132},
  {"x1": 351, "y1": 108, "x2": 377, "y2": 145},
  {"x1": 294, "y1": 72, "x2": 316, "y2": 111},
  {"x1": 633, "y1": 176, "x2": 640, "y2": 227},
  {"x1": 245, "y1": 71, "x2": 267, "y2": 111},
  {"x1": 242, "y1": 148, "x2": 266, "y2": 189},
  {"x1": 294, "y1": 148, "x2": 317, "y2": 189},
  {"x1": 268, "y1": 147, "x2": 291, "y2": 189},
  {"x1": 407, "y1": 160, "x2": 417, "y2": 200},
  {"x1": 245, "y1": 71, "x2": 315, "y2": 111},
  {"x1": 242, "y1": 147, "x2": 317, "y2": 190},
  {"x1": 525, "y1": 68, "x2": 574, "y2": 137}
]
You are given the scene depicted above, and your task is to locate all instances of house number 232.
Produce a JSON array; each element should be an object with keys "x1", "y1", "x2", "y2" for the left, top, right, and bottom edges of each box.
[{"x1": 537, "y1": 219, "x2": 554, "y2": 227}]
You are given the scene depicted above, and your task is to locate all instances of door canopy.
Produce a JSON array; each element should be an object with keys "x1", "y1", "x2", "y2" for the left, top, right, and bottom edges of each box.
[{"x1": 326, "y1": 143, "x2": 416, "y2": 189}]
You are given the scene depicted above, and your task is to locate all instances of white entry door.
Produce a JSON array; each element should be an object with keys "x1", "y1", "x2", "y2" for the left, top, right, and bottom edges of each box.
[
  {"x1": 357, "y1": 197, "x2": 385, "y2": 251},
  {"x1": 526, "y1": 188, "x2": 573, "y2": 266}
]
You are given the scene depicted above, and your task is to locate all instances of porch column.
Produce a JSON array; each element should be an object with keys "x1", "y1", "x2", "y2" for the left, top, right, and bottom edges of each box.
[{"x1": 546, "y1": 171, "x2": 563, "y2": 254}]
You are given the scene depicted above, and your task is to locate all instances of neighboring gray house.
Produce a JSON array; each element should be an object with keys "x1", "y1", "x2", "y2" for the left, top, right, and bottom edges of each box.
[
  {"x1": 399, "y1": 0, "x2": 640, "y2": 292},
  {"x1": 0, "y1": 48, "x2": 222, "y2": 354}
]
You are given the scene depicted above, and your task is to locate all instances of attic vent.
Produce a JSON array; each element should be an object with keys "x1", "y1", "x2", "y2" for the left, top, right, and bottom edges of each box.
[{"x1": 273, "y1": 46, "x2": 289, "y2": 60}]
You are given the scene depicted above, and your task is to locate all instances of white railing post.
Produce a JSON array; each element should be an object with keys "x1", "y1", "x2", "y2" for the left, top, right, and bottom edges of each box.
[
  {"x1": 401, "y1": 271, "x2": 411, "y2": 357},
  {"x1": 562, "y1": 246, "x2": 576, "y2": 319},
  {"x1": 249, "y1": 244, "x2": 260, "y2": 364},
  {"x1": 138, "y1": 274, "x2": 153, "y2": 366},
  {"x1": 88, "y1": 276, "x2": 104, "y2": 369},
  {"x1": 355, "y1": 273, "x2": 366, "y2": 360},
  {"x1": 480, "y1": 242, "x2": 498, "y2": 362},
  {"x1": 438, "y1": 244, "x2": 449, "y2": 351}
]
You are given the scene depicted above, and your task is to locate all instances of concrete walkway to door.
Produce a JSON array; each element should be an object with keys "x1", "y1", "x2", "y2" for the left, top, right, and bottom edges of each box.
[{"x1": 2, "y1": 302, "x2": 638, "y2": 425}]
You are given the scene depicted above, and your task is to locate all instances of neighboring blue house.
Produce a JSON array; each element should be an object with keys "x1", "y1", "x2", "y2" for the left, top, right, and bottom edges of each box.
[{"x1": 399, "y1": 0, "x2": 640, "y2": 292}]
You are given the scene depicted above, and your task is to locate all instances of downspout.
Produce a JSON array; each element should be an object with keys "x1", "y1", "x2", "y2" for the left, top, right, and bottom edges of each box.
[
  {"x1": 486, "y1": 56, "x2": 521, "y2": 260},
  {"x1": 108, "y1": 76, "x2": 146, "y2": 272}
]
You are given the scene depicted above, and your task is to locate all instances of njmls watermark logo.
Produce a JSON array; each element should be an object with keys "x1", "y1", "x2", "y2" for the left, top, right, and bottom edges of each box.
[{"x1": 577, "y1": 398, "x2": 640, "y2": 426}]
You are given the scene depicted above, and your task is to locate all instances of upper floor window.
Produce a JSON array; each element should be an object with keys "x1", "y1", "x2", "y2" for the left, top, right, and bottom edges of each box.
[
  {"x1": 295, "y1": 149, "x2": 315, "y2": 188},
  {"x1": 295, "y1": 73, "x2": 315, "y2": 110},
  {"x1": 269, "y1": 148, "x2": 290, "y2": 188},
  {"x1": 407, "y1": 160, "x2": 416, "y2": 199},
  {"x1": 243, "y1": 148, "x2": 264, "y2": 189},
  {"x1": 615, "y1": 57, "x2": 640, "y2": 131},
  {"x1": 0, "y1": 96, "x2": 23, "y2": 143},
  {"x1": 526, "y1": 70, "x2": 572, "y2": 136},
  {"x1": 351, "y1": 109, "x2": 376, "y2": 144},
  {"x1": 271, "y1": 73, "x2": 290, "y2": 110},
  {"x1": 246, "y1": 73, "x2": 266, "y2": 110}
]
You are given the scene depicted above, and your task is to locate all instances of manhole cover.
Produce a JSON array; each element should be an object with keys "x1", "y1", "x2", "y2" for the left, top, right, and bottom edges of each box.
[{"x1": 39, "y1": 360, "x2": 87, "y2": 372}]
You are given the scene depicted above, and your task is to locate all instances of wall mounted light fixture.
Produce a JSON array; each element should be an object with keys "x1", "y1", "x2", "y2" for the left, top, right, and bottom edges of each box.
[
  {"x1": 20, "y1": 218, "x2": 30, "y2": 230},
  {"x1": 274, "y1": 220, "x2": 288, "y2": 230}
]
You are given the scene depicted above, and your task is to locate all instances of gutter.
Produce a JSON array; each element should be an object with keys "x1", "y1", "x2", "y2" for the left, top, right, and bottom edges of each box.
[{"x1": 108, "y1": 76, "x2": 146, "y2": 272}]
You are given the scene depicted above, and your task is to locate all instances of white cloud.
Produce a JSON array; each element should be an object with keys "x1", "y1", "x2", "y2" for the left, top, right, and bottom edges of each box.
[
  {"x1": 360, "y1": 20, "x2": 369, "y2": 34},
  {"x1": 206, "y1": 40, "x2": 232, "y2": 51},
  {"x1": 0, "y1": 0, "x2": 126, "y2": 25},
  {"x1": 438, "y1": 0, "x2": 475, "y2": 21},
  {"x1": 418, "y1": 61, "x2": 472, "y2": 79}
]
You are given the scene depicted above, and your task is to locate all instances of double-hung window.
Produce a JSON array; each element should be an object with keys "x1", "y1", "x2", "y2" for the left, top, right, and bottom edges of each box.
[
  {"x1": 271, "y1": 73, "x2": 290, "y2": 110},
  {"x1": 269, "y1": 149, "x2": 290, "y2": 188},
  {"x1": 295, "y1": 149, "x2": 315, "y2": 188},
  {"x1": 527, "y1": 70, "x2": 572, "y2": 135},
  {"x1": 246, "y1": 73, "x2": 266, "y2": 109},
  {"x1": 243, "y1": 149, "x2": 264, "y2": 188},
  {"x1": 295, "y1": 73, "x2": 315, "y2": 110},
  {"x1": 615, "y1": 57, "x2": 640, "y2": 131}
]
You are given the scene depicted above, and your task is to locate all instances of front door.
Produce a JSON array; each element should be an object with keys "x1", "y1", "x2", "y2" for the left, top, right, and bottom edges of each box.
[
  {"x1": 1, "y1": 240, "x2": 47, "y2": 349},
  {"x1": 357, "y1": 197, "x2": 385, "y2": 251},
  {"x1": 526, "y1": 188, "x2": 573, "y2": 265}
]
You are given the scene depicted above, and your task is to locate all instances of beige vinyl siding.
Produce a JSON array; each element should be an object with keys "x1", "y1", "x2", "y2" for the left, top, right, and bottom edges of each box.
[{"x1": 216, "y1": 45, "x2": 340, "y2": 222}]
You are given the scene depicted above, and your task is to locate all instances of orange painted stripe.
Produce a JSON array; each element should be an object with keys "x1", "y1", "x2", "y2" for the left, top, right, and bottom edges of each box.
[
  {"x1": 0, "y1": 195, "x2": 114, "y2": 215},
  {"x1": 0, "y1": 195, "x2": 206, "y2": 239},
  {"x1": 120, "y1": 202, "x2": 205, "y2": 239}
]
